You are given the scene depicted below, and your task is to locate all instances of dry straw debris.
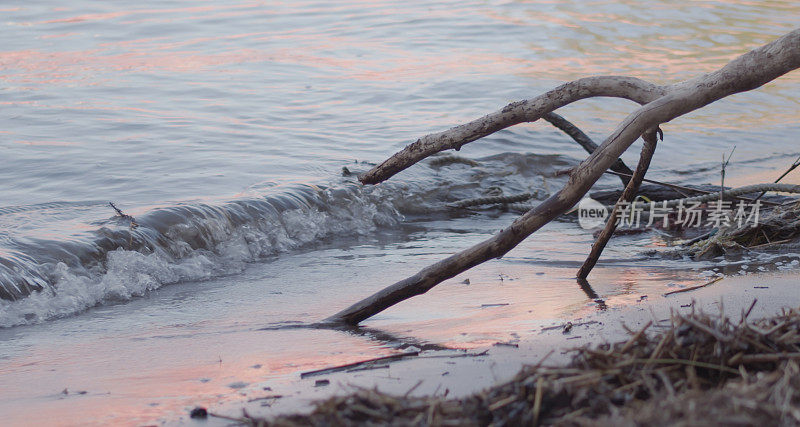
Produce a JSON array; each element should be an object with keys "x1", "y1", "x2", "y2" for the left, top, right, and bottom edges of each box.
[{"x1": 235, "y1": 304, "x2": 800, "y2": 426}]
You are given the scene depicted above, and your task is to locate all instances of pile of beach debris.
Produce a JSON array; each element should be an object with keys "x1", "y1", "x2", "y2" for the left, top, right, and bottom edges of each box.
[
  {"x1": 225, "y1": 305, "x2": 800, "y2": 426},
  {"x1": 683, "y1": 199, "x2": 800, "y2": 260}
]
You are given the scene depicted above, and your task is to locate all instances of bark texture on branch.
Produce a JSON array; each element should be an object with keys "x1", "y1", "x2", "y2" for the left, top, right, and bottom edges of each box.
[{"x1": 326, "y1": 29, "x2": 800, "y2": 326}]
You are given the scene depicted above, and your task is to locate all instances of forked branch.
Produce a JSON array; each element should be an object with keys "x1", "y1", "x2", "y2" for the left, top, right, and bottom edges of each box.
[{"x1": 325, "y1": 28, "x2": 800, "y2": 326}]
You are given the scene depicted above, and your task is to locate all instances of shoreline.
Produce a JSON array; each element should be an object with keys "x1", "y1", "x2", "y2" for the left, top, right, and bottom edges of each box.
[{"x1": 193, "y1": 271, "x2": 800, "y2": 425}]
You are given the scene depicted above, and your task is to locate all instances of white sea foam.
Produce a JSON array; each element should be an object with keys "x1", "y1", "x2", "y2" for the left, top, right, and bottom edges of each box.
[{"x1": 0, "y1": 184, "x2": 402, "y2": 327}]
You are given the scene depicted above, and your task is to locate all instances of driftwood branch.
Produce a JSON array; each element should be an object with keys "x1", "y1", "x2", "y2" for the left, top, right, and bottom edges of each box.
[
  {"x1": 577, "y1": 129, "x2": 659, "y2": 280},
  {"x1": 358, "y1": 76, "x2": 665, "y2": 185},
  {"x1": 326, "y1": 29, "x2": 800, "y2": 326}
]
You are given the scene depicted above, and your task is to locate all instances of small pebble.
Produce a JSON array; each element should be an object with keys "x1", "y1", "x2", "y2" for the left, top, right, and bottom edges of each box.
[{"x1": 189, "y1": 407, "x2": 208, "y2": 419}]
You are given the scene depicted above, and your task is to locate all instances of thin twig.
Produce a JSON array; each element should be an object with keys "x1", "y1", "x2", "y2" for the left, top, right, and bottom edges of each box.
[
  {"x1": 109, "y1": 202, "x2": 139, "y2": 248},
  {"x1": 603, "y1": 170, "x2": 781, "y2": 207},
  {"x1": 404, "y1": 380, "x2": 424, "y2": 398},
  {"x1": 679, "y1": 314, "x2": 733, "y2": 343},
  {"x1": 532, "y1": 377, "x2": 545, "y2": 425},
  {"x1": 300, "y1": 352, "x2": 419, "y2": 378},
  {"x1": 739, "y1": 353, "x2": 800, "y2": 363},
  {"x1": 663, "y1": 277, "x2": 724, "y2": 296},
  {"x1": 209, "y1": 412, "x2": 252, "y2": 424},
  {"x1": 720, "y1": 146, "x2": 736, "y2": 203},
  {"x1": 741, "y1": 299, "x2": 758, "y2": 324},
  {"x1": 577, "y1": 129, "x2": 658, "y2": 279},
  {"x1": 754, "y1": 154, "x2": 800, "y2": 201},
  {"x1": 620, "y1": 321, "x2": 653, "y2": 354}
]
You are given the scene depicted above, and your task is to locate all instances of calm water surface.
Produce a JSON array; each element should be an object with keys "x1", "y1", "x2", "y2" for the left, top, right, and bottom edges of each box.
[{"x1": 1, "y1": 1, "x2": 799, "y2": 425}]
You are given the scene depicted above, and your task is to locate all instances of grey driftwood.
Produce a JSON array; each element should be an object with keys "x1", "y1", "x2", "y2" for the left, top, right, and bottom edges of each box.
[{"x1": 325, "y1": 29, "x2": 800, "y2": 326}]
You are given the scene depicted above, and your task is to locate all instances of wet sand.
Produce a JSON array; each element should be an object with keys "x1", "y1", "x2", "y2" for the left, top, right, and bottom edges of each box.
[{"x1": 195, "y1": 271, "x2": 800, "y2": 425}]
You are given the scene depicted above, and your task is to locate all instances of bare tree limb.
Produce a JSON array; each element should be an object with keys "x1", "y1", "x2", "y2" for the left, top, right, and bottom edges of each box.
[
  {"x1": 358, "y1": 76, "x2": 666, "y2": 184},
  {"x1": 326, "y1": 29, "x2": 800, "y2": 326},
  {"x1": 577, "y1": 129, "x2": 659, "y2": 280}
]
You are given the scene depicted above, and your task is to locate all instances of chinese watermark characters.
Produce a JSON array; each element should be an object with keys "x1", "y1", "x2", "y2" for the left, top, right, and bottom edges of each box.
[{"x1": 578, "y1": 198, "x2": 761, "y2": 230}]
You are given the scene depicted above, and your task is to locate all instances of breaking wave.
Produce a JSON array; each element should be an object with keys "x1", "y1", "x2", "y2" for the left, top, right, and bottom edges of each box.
[
  {"x1": 0, "y1": 152, "x2": 573, "y2": 327},
  {"x1": 0, "y1": 183, "x2": 404, "y2": 327}
]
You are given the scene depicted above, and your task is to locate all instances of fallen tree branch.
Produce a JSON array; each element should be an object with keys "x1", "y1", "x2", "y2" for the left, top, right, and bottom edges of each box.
[
  {"x1": 358, "y1": 76, "x2": 666, "y2": 185},
  {"x1": 325, "y1": 29, "x2": 800, "y2": 326}
]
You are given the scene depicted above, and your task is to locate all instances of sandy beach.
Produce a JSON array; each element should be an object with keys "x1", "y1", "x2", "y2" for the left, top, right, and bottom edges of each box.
[{"x1": 189, "y1": 271, "x2": 800, "y2": 425}]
